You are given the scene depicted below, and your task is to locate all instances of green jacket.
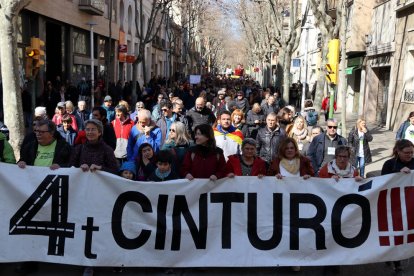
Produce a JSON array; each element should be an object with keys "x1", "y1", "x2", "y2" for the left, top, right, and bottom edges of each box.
[{"x1": 0, "y1": 132, "x2": 16, "y2": 164}]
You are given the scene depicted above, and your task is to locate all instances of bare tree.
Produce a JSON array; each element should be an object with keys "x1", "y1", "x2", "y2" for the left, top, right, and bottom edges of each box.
[
  {"x1": 0, "y1": 0, "x2": 31, "y2": 157},
  {"x1": 308, "y1": 0, "x2": 344, "y2": 111}
]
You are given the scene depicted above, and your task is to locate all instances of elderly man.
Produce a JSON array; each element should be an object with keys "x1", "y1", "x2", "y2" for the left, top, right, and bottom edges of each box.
[
  {"x1": 127, "y1": 109, "x2": 162, "y2": 161},
  {"x1": 18, "y1": 120, "x2": 71, "y2": 169},
  {"x1": 307, "y1": 119, "x2": 347, "y2": 175},
  {"x1": 256, "y1": 112, "x2": 286, "y2": 164},
  {"x1": 74, "y1": 100, "x2": 90, "y2": 131},
  {"x1": 186, "y1": 97, "x2": 216, "y2": 135},
  {"x1": 214, "y1": 110, "x2": 244, "y2": 161}
]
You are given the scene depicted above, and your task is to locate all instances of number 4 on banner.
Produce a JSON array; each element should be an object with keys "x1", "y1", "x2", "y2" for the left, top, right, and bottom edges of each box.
[{"x1": 9, "y1": 175, "x2": 75, "y2": 256}]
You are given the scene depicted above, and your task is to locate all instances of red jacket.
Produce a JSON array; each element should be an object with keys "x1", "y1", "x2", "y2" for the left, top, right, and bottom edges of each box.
[
  {"x1": 267, "y1": 156, "x2": 314, "y2": 176},
  {"x1": 111, "y1": 117, "x2": 134, "y2": 139},
  {"x1": 318, "y1": 163, "x2": 359, "y2": 178},
  {"x1": 181, "y1": 146, "x2": 227, "y2": 179},
  {"x1": 321, "y1": 97, "x2": 337, "y2": 112},
  {"x1": 225, "y1": 154, "x2": 267, "y2": 176}
]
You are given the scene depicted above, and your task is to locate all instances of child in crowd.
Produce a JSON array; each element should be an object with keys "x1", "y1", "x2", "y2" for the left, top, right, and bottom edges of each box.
[
  {"x1": 148, "y1": 150, "x2": 179, "y2": 182},
  {"x1": 119, "y1": 161, "x2": 136, "y2": 180}
]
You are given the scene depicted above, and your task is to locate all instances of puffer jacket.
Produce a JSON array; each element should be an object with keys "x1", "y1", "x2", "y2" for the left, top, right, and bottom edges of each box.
[{"x1": 256, "y1": 126, "x2": 286, "y2": 164}]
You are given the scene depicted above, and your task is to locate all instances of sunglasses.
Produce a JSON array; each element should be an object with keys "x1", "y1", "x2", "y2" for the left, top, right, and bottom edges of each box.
[
  {"x1": 327, "y1": 126, "x2": 338, "y2": 129},
  {"x1": 161, "y1": 109, "x2": 169, "y2": 112},
  {"x1": 170, "y1": 129, "x2": 176, "y2": 133}
]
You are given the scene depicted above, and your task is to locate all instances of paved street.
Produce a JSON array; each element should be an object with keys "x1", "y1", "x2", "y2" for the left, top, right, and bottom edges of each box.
[{"x1": 0, "y1": 113, "x2": 411, "y2": 275}]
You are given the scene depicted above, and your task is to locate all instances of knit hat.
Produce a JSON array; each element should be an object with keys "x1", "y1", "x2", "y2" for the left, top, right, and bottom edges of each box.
[{"x1": 119, "y1": 161, "x2": 136, "y2": 176}]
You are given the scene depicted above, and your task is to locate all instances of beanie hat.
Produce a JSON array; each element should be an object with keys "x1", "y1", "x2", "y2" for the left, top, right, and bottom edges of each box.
[{"x1": 119, "y1": 161, "x2": 136, "y2": 176}]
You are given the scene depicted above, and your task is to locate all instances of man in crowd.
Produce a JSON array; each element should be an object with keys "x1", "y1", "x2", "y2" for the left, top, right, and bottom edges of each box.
[
  {"x1": 212, "y1": 88, "x2": 226, "y2": 115},
  {"x1": 235, "y1": 90, "x2": 250, "y2": 114},
  {"x1": 256, "y1": 112, "x2": 286, "y2": 164},
  {"x1": 112, "y1": 104, "x2": 135, "y2": 163},
  {"x1": 156, "y1": 100, "x2": 188, "y2": 145},
  {"x1": 74, "y1": 100, "x2": 90, "y2": 131},
  {"x1": 91, "y1": 106, "x2": 116, "y2": 149},
  {"x1": 261, "y1": 95, "x2": 279, "y2": 118},
  {"x1": 214, "y1": 111, "x2": 244, "y2": 161},
  {"x1": 307, "y1": 119, "x2": 347, "y2": 175},
  {"x1": 151, "y1": 94, "x2": 164, "y2": 122},
  {"x1": 102, "y1": 95, "x2": 115, "y2": 123},
  {"x1": 186, "y1": 97, "x2": 216, "y2": 135}
]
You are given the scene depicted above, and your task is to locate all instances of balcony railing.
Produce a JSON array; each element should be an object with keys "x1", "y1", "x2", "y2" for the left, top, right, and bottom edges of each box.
[
  {"x1": 78, "y1": 0, "x2": 104, "y2": 16},
  {"x1": 396, "y1": 0, "x2": 414, "y2": 12}
]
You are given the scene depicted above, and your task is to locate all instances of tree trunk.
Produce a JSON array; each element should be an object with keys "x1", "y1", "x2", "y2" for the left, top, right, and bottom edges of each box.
[
  {"x1": 0, "y1": 2, "x2": 28, "y2": 159},
  {"x1": 142, "y1": 47, "x2": 147, "y2": 85},
  {"x1": 313, "y1": 44, "x2": 328, "y2": 111}
]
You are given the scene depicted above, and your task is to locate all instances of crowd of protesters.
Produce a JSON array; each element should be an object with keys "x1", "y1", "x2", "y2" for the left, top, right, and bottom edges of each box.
[{"x1": 1, "y1": 74, "x2": 414, "y2": 274}]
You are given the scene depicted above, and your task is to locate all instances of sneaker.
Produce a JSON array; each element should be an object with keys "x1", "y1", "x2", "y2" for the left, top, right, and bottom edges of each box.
[{"x1": 83, "y1": 267, "x2": 94, "y2": 276}]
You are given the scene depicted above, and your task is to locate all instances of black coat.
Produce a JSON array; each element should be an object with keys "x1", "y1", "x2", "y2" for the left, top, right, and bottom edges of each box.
[
  {"x1": 347, "y1": 126, "x2": 373, "y2": 166},
  {"x1": 19, "y1": 138, "x2": 72, "y2": 167},
  {"x1": 256, "y1": 126, "x2": 286, "y2": 164},
  {"x1": 246, "y1": 110, "x2": 265, "y2": 139}
]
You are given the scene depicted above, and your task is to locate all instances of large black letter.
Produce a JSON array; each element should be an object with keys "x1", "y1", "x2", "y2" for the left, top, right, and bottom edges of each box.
[
  {"x1": 332, "y1": 194, "x2": 371, "y2": 248},
  {"x1": 248, "y1": 193, "x2": 283, "y2": 250},
  {"x1": 290, "y1": 193, "x2": 327, "y2": 250},
  {"x1": 155, "y1": 195, "x2": 168, "y2": 250},
  {"x1": 112, "y1": 191, "x2": 152, "y2": 249},
  {"x1": 82, "y1": 217, "x2": 99, "y2": 259},
  {"x1": 210, "y1": 193, "x2": 245, "y2": 249},
  {"x1": 171, "y1": 194, "x2": 208, "y2": 250}
]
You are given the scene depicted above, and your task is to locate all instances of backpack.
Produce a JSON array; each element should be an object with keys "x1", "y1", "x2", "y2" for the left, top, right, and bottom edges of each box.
[{"x1": 305, "y1": 110, "x2": 318, "y2": 126}]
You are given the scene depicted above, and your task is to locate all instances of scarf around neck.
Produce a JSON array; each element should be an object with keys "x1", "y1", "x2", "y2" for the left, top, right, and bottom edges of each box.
[
  {"x1": 327, "y1": 160, "x2": 355, "y2": 178},
  {"x1": 280, "y1": 158, "x2": 300, "y2": 175},
  {"x1": 155, "y1": 168, "x2": 171, "y2": 180}
]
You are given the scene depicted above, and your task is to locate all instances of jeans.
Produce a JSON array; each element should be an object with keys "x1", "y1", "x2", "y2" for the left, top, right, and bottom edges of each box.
[{"x1": 357, "y1": 156, "x2": 365, "y2": 177}]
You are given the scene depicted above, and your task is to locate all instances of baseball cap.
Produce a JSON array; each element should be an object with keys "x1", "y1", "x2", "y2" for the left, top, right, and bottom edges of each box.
[
  {"x1": 104, "y1": 95, "x2": 112, "y2": 102},
  {"x1": 57, "y1": 102, "x2": 66, "y2": 108}
]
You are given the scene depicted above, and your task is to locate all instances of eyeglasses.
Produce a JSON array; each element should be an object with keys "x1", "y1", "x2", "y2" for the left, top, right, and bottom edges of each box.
[
  {"x1": 327, "y1": 126, "x2": 338, "y2": 129},
  {"x1": 161, "y1": 109, "x2": 169, "y2": 112},
  {"x1": 170, "y1": 129, "x2": 176, "y2": 133},
  {"x1": 34, "y1": 130, "x2": 49, "y2": 134}
]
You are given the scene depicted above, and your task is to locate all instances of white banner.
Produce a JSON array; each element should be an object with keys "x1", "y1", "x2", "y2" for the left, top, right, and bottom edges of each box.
[{"x1": 0, "y1": 163, "x2": 414, "y2": 267}]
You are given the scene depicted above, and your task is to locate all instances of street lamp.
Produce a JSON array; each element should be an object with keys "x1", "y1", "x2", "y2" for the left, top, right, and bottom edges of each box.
[
  {"x1": 301, "y1": 22, "x2": 313, "y2": 112},
  {"x1": 86, "y1": 22, "x2": 97, "y2": 108}
]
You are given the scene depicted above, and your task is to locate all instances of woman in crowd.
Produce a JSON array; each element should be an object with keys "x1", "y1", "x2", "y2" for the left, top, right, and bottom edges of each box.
[
  {"x1": 136, "y1": 143, "x2": 157, "y2": 181},
  {"x1": 396, "y1": 111, "x2": 414, "y2": 144},
  {"x1": 277, "y1": 106, "x2": 294, "y2": 134},
  {"x1": 226, "y1": 138, "x2": 266, "y2": 177},
  {"x1": 318, "y1": 146, "x2": 363, "y2": 181},
  {"x1": 161, "y1": 121, "x2": 192, "y2": 173},
  {"x1": 246, "y1": 103, "x2": 265, "y2": 139},
  {"x1": 231, "y1": 109, "x2": 249, "y2": 138},
  {"x1": 268, "y1": 137, "x2": 314, "y2": 180},
  {"x1": 70, "y1": 119, "x2": 118, "y2": 174},
  {"x1": 348, "y1": 118, "x2": 373, "y2": 177},
  {"x1": 56, "y1": 114, "x2": 77, "y2": 146},
  {"x1": 289, "y1": 115, "x2": 310, "y2": 154},
  {"x1": 381, "y1": 139, "x2": 414, "y2": 272},
  {"x1": 181, "y1": 124, "x2": 226, "y2": 180}
]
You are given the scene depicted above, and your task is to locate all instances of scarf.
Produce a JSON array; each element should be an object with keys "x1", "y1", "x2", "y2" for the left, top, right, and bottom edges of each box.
[
  {"x1": 155, "y1": 168, "x2": 172, "y2": 180},
  {"x1": 217, "y1": 124, "x2": 237, "y2": 134},
  {"x1": 280, "y1": 158, "x2": 300, "y2": 175},
  {"x1": 292, "y1": 127, "x2": 308, "y2": 141},
  {"x1": 327, "y1": 160, "x2": 356, "y2": 178}
]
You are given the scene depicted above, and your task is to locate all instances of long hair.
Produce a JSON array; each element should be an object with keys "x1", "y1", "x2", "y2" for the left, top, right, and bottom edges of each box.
[
  {"x1": 356, "y1": 118, "x2": 365, "y2": 130},
  {"x1": 137, "y1": 143, "x2": 155, "y2": 166},
  {"x1": 278, "y1": 137, "x2": 300, "y2": 159},
  {"x1": 291, "y1": 115, "x2": 308, "y2": 132},
  {"x1": 231, "y1": 109, "x2": 245, "y2": 124},
  {"x1": 165, "y1": 121, "x2": 190, "y2": 145},
  {"x1": 392, "y1": 139, "x2": 414, "y2": 159},
  {"x1": 194, "y1": 124, "x2": 216, "y2": 149}
]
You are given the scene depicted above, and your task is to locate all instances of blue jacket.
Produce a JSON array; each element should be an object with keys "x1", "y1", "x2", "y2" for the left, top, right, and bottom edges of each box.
[
  {"x1": 307, "y1": 132, "x2": 347, "y2": 174},
  {"x1": 102, "y1": 105, "x2": 115, "y2": 123},
  {"x1": 396, "y1": 121, "x2": 410, "y2": 140},
  {"x1": 127, "y1": 124, "x2": 162, "y2": 161},
  {"x1": 56, "y1": 126, "x2": 77, "y2": 146}
]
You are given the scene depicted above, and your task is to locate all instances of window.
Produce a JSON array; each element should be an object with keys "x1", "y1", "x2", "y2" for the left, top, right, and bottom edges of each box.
[{"x1": 73, "y1": 31, "x2": 87, "y2": 55}]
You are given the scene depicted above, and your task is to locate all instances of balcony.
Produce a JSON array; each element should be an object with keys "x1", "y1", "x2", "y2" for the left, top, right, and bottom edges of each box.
[
  {"x1": 396, "y1": 0, "x2": 414, "y2": 12},
  {"x1": 366, "y1": 42, "x2": 395, "y2": 56},
  {"x1": 78, "y1": 0, "x2": 105, "y2": 16}
]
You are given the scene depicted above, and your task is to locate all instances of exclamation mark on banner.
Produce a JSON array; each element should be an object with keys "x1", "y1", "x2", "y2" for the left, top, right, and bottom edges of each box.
[
  {"x1": 391, "y1": 187, "x2": 404, "y2": 245},
  {"x1": 405, "y1": 187, "x2": 414, "y2": 243},
  {"x1": 377, "y1": 190, "x2": 389, "y2": 246}
]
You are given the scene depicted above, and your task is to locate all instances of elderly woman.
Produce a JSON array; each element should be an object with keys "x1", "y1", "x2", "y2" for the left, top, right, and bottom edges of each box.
[
  {"x1": 318, "y1": 146, "x2": 362, "y2": 181},
  {"x1": 226, "y1": 138, "x2": 266, "y2": 177},
  {"x1": 268, "y1": 137, "x2": 314, "y2": 179},
  {"x1": 348, "y1": 118, "x2": 373, "y2": 177},
  {"x1": 70, "y1": 119, "x2": 118, "y2": 174},
  {"x1": 381, "y1": 139, "x2": 414, "y2": 272},
  {"x1": 181, "y1": 124, "x2": 226, "y2": 181},
  {"x1": 246, "y1": 103, "x2": 265, "y2": 139},
  {"x1": 289, "y1": 115, "x2": 310, "y2": 153},
  {"x1": 162, "y1": 121, "x2": 192, "y2": 173}
]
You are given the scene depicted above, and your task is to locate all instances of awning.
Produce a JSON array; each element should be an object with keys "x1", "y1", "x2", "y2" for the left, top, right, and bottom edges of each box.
[{"x1": 345, "y1": 66, "x2": 360, "y2": 75}]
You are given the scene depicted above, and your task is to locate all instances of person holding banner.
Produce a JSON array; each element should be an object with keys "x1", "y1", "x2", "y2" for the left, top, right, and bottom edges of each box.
[
  {"x1": 181, "y1": 124, "x2": 226, "y2": 181},
  {"x1": 70, "y1": 119, "x2": 118, "y2": 174},
  {"x1": 226, "y1": 138, "x2": 266, "y2": 177},
  {"x1": 318, "y1": 146, "x2": 362, "y2": 182},
  {"x1": 381, "y1": 139, "x2": 414, "y2": 272},
  {"x1": 268, "y1": 137, "x2": 314, "y2": 180}
]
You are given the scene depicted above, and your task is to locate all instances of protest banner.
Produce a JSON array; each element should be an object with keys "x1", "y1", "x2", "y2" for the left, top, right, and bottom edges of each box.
[{"x1": 0, "y1": 164, "x2": 413, "y2": 267}]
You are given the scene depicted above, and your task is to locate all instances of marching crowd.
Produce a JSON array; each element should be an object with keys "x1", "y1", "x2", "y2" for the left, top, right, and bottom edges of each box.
[{"x1": 2, "y1": 75, "x2": 414, "y2": 274}]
